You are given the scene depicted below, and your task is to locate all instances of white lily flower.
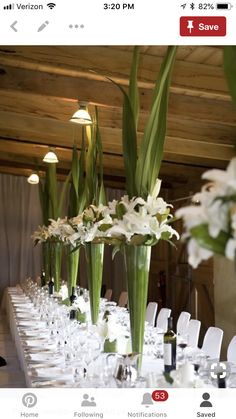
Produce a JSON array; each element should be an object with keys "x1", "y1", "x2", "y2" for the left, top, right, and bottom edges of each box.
[
  {"x1": 32, "y1": 225, "x2": 51, "y2": 243},
  {"x1": 67, "y1": 232, "x2": 81, "y2": 247},
  {"x1": 73, "y1": 296, "x2": 89, "y2": 314},
  {"x1": 176, "y1": 206, "x2": 208, "y2": 230},
  {"x1": 150, "y1": 178, "x2": 162, "y2": 198},
  {"x1": 202, "y1": 157, "x2": 236, "y2": 192},
  {"x1": 97, "y1": 314, "x2": 126, "y2": 342},
  {"x1": 145, "y1": 195, "x2": 172, "y2": 216},
  {"x1": 71, "y1": 215, "x2": 83, "y2": 226},
  {"x1": 187, "y1": 239, "x2": 213, "y2": 268},
  {"x1": 50, "y1": 189, "x2": 179, "y2": 247},
  {"x1": 225, "y1": 238, "x2": 236, "y2": 260},
  {"x1": 107, "y1": 199, "x2": 118, "y2": 215},
  {"x1": 48, "y1": 218, "x2": 68, "y2": 238}
]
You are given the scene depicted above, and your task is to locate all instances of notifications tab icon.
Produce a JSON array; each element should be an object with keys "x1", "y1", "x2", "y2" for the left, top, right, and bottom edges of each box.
[{"x1": 180, "y1": 16, "x2": 226, "y2": 36}]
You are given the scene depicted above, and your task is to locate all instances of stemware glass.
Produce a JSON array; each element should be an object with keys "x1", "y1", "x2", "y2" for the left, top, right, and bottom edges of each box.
[{"x1": 177, "y1": 333, "x2": 189, "y2": 363}]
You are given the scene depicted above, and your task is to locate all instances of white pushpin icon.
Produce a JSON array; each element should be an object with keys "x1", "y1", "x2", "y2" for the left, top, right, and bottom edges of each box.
[{"x1": 187, "y1": 20, "x2": 194, "y2": 33}]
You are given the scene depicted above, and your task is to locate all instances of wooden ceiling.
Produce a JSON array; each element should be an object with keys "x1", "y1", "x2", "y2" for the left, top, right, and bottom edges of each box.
[{"x1": 0, "y1": 45, "x2": 235, "y2": 194}]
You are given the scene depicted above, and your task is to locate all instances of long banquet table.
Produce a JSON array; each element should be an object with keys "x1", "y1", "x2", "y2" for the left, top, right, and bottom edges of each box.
[{"x1": 1, "y1": 286, "x2": 164, "y2": 388}]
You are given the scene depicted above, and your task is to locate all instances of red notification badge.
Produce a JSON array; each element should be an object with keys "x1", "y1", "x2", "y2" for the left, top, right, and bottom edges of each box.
[{"x1": 152, "y1": 390, "x2": 169, "y2": 402}]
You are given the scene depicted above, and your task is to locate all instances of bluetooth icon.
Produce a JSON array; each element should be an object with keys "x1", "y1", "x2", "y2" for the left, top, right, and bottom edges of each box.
[{"x1": 190, "y1": 2, "x2": 195, "y2": 9}]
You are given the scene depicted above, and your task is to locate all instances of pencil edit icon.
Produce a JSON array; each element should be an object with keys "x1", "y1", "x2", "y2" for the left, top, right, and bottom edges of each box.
[{"x1": 37, "y1": 21, "x2": 49, "y2": 32}]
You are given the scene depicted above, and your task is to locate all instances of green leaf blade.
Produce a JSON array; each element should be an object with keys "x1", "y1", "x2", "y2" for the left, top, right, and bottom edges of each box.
[{"x1": 135, "y1": 46, "x2": 177, "y2": 198}]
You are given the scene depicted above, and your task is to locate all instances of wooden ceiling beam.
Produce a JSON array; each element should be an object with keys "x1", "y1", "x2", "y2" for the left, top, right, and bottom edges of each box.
[
  {"x1": 0, "y1": 65, "x2": 235, "y2": 121},
  {"x1": 0, "y1": 163, "x2": 125, "y2": 189},
  {"x1": 0, "y1": 111, "x2": 234, "y2": 167},
  {"x1": 0, "y1": 138, "x2": 210, "y2": 185},
  {"x1": 0, "y1": 140, "x2": 124, "y2": 176},
  {"x1": 0, "y1": 90, "x2": 235, "y2": 145},
  {"x1": 0, "y1": 46, "x2": 228, "y2": 99}
]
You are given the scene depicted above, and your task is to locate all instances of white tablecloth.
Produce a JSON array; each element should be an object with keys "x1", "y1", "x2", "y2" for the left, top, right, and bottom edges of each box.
[
  {"x1": 2, "y1": 287, "x2": 164, "y2": 387},
  {"x1": 2, "y1": 287, "x2": 32, "y2": 386}
]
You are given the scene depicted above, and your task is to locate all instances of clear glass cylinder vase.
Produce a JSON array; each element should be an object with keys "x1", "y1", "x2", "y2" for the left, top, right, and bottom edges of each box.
[
  {"x1": 85, "y1": 242, "x2": 104, "y2": 325},
  {"x1": 124, "y1": 244, "x2": 151, "y2": 367}
]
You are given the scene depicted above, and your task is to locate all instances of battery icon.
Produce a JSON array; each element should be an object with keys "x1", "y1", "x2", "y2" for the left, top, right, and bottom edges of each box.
[{"x1": 216, "y1": 3, "x2": 233, "y2": 9}]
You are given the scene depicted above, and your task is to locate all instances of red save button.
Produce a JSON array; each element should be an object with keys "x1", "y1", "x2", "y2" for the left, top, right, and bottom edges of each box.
[{"x1": 180, "y1": 16, "x2": 226, "y2": 36}]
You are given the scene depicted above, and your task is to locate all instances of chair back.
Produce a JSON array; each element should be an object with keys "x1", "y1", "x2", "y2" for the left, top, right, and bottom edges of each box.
[
  {"x1": 202, "y1": 326, "x2": 223, "y2": 359},
  {"x1": 118, "y1": 291, "x2": 128, "y2": 307},
  {"x1": 227, "y1": 335, "x2": 236, "y2": 364},
  {"x1": 156, "y1": 308, "x2": 171, "y2": 333},
  {"x1": 177, "y1": 311, "x2": 191, "y2": 336},
  {"x1": 104, "y1": 289, "x2": 112, "y2": 301},
  {"x1": 187, "y1": 319, "x2": 201, "y2": 348},
  {"x1": 145, "y1": 302, "x2": 158, "y2": 326}
]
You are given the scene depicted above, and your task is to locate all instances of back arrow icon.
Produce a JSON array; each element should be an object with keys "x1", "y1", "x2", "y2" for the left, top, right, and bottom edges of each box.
[{"x1": 10, "y1": 21, "x2": 18, "y2": 32}]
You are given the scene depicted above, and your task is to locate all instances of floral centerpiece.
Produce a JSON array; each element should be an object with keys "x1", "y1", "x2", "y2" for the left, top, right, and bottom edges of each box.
[
  {"x1": 37, "y1": 163, "x2": 69, "y2": 289},
  {"x1": 42, "y1": 46, "x2": 178, "y2": 361},
  {"x1": 64, "y1": 108, "x2": 106, "y2": 325},
  {"x1": 97, "y1": 310, "x2": 128, "y2": 353},
  {"x1": 96, "y1": 184, "x2": 178, "y2": 359},
  {"x1": 57, "y1": 181, "x2": 179, "y2": 358},
  {"x1": 32, "y1": 222, "x2": 63, "y2": 292},
  {"x1": 101, "y1": 45, "x2": 178, "y2": 365},
  {"x1": 176, "y1": 158, "x2": 236, "y2": 268},
  {"x1": 71, "y1": 295, "x2": 90, "y2": 323}
]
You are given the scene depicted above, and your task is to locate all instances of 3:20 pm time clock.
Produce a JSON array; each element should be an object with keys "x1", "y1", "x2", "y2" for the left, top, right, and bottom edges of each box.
[{"x1": 103, "y1": 3, "x2": 135, "y2": 10}]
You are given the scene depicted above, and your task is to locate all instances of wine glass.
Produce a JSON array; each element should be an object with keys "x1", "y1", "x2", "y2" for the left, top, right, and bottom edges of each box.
[{"x1": 178, "y1": 333, "x2": 188, "y2": 362}]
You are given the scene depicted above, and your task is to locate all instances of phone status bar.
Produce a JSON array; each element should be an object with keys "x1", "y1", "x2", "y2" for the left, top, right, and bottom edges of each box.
[{"x1": 0, "y1": 0, "x2": 235, "y2": 45}]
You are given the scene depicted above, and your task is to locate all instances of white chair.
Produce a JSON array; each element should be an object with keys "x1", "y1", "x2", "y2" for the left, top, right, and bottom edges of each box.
[
  {"x1": 177, "y1": 311, "x2": 191, "y2": 337},
  {"x1": 145, "y1": 302, "x2": 158, "y2": 327},
  {"x1": 187, "y1": 319, "x2": 201, "y2": 348},
  {"x1": 104, "y1": 289, "x2": 112, "y2": 301},
  {"x1": 118, "y1": 291, "x2": 128, "y2": 307},
  {"x1": 156, "y1": 308, "x2": 171, "y2": 333},
  {"x1": 201, "y1": 327, "x2": 223, "y2": 360},
  {"x1": 227, "y1": 335, "x2": 236, "y2": 364}
]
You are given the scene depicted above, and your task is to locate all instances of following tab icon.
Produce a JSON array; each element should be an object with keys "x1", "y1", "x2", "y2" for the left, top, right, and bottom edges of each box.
[{"x1": 180, "y1": 16, "x2": 226, "y2": 36}]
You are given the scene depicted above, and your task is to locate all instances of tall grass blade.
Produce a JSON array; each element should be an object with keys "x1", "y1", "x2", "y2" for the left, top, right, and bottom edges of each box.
[{"x1": 135, "y1": 46, "x2": 177, "y2": 197}]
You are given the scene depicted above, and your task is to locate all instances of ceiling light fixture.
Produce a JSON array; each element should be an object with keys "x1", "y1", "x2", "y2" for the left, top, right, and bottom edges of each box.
[
  {"x1": 27, "y1": 173, "x2": 39, "y2": 185},
  {"x1": 70, "y1": 101, "x2": 92, "y2": 125},
  {"x1": 43, "y1": 149, "x2": 59, "y2": 163}
]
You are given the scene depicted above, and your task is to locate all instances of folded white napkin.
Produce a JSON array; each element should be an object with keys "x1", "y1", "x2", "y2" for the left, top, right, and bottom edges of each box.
[
  {"x1": 16, "y1": 313, "x2": 40, "y2": 320},
  {"x1": 33, "y1": 367, "x2": 74, "y2": 379},
  {"x1": 24, "y1": 339, "x2": 57, "y2": 349},
  {"x1": 21, "y1": 329, "x2": 49, "y2": 339},
  {"x1": 18, "y1": 320, "x2": 46, "y2": 327},
  {"x1": 28, "y1": 353, "x2": 63, "y2": 363}
]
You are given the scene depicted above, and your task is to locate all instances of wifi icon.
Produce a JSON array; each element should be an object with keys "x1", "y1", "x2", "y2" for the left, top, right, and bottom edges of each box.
[{"x1": 47, "y1": 3, "x2": 56, "y2": 9}]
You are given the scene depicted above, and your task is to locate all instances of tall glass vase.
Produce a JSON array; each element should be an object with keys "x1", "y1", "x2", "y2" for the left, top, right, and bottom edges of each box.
[
  {"x1": 124, "y1": 244, "x2": 151, "y2": 367},
  {"x1": 85, "y1": 242, "x2": 104, "y2": 325},
  {"x1": 67, "y1": 245, "x2": 80, "y2": 297},
  {"x1": 51, "y1": 241, "x2": 62, "y2": 293},
  {"x1": 42, "y1": 241, "x2": 50, "y2": 286}
]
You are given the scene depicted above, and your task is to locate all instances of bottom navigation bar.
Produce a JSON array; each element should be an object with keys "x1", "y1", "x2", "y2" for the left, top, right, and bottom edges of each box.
[{"x1": 0, "y1": 389, "x2": 233, "y2": 419}]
